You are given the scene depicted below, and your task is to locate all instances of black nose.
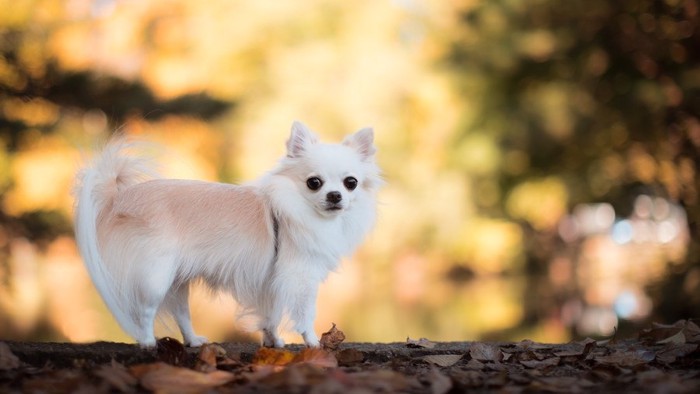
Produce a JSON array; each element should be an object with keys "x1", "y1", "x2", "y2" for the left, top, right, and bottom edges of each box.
[{"x1": 327, "y1": 191, "x2": 342, "y2": 204}]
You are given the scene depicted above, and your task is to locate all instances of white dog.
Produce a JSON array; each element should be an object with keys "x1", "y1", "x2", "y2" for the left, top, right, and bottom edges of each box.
[{"x1": 73, "y1": 122, "x2": 380, "y2": 348}]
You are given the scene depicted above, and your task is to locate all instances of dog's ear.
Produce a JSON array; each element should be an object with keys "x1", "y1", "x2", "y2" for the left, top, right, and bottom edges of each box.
[
  {"x1": 287, "y1": 121, "x2": 319, "y2": 158},
  {"x1": 343, "y1": 127, "x2": 376, "y2": 161}
]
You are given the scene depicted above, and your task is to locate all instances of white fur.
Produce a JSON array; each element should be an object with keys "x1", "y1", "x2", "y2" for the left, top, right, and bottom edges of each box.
[{"x1": 73, "y1": 122, "x2": 380, "y2": 348}]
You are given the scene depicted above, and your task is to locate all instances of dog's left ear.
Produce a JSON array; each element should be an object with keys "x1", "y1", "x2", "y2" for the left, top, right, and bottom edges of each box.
[
  {"x1": 287, "y1": 121, "x2": 319, "y2": 158},
  {"x1": 343, "y1": 127, "x2": 376, "y2": 161}
]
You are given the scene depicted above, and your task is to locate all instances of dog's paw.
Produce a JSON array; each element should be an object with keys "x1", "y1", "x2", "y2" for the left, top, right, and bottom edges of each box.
[
  {"x1": 138, "y1": 338, "x2": 157, "y2": 349},
  {"x1": 302, "y1": 332, "x2": 320, "y2": 348},
  {"x1": 305, "y1": 340, "x2": 320, "y2": 348},
  {"x1": 262, "y1": 329, "x2": 285, "y2": 348},
  {"x1": 186, "y1": 335, "x2": 209, "y2": 347},
  {"x1": 262, "y1": 337, "x2": 285, "y2": 348}
]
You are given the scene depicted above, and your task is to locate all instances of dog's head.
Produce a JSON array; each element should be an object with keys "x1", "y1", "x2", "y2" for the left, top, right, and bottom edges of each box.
[{"x1": 281, "y1": 121, "x2": 380, "y2": 217}]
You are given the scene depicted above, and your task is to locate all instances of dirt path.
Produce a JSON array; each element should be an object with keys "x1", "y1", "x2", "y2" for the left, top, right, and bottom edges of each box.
[{"x1": 2, "y1": 321, "x2": 699, "y2": 393}]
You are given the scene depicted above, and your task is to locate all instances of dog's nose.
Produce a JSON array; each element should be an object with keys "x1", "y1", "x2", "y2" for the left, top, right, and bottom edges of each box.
[{"x1": 327, "y1": 191, "x2": 342, "y2": 204}]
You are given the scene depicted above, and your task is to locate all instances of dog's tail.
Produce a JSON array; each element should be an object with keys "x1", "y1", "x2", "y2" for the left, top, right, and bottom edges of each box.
[{"x1": 73, "y1": 138, "x2": 157, "y2": 340}]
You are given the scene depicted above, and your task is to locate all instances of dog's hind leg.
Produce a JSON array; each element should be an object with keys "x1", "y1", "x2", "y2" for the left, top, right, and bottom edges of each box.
[
  {"x1": 131, "y1": 252, "x2": 179, "y2": 348},
  {"x1": 163, "y1": 284, "x2": 208, "y2": 347}
]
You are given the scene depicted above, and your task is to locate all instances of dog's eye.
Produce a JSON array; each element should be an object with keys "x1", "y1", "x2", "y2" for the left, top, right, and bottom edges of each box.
[
  {"x1": 344, "y1": 176, "x2": 358, "y2": 191},
  {"x1": 306, "y1": 177, "x2": 323, "y2": 191}
]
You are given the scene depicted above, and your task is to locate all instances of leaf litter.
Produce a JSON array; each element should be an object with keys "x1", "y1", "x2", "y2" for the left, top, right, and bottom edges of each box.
[{"x1": 2, "y1": 321, "x2": 700, "y2": 393}]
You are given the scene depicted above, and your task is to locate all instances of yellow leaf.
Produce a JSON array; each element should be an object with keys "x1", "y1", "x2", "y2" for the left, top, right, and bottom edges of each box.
[{"x1": 252, "y1": 347, "x2": 296, "y2": 367}]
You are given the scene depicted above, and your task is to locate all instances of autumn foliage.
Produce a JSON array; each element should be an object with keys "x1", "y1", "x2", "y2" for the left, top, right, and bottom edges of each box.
[{"x1": 2, "y1": 322, "x2": 699, "y2": 393}]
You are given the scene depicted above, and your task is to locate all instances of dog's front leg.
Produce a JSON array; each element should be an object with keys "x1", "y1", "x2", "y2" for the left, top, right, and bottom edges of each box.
[{"x1": 291, "y1": 281, "x2": 320, "y2": 348}]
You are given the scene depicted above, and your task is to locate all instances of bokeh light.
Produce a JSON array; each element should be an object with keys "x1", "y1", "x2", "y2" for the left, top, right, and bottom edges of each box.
[{"x1": 1, "y1": 0, "x2": 699, "y2": 345}]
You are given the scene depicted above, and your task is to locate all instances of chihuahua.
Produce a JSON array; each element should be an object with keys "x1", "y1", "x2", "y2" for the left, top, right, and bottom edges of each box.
[{"x1": 74, "y1": 121, "x2": 380, "y2": 347}]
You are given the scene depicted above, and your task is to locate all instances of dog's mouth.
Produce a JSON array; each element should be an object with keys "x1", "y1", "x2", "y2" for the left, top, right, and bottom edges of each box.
[{"x1": 325, "y1": 204, "x2": 344, "y2": 212}]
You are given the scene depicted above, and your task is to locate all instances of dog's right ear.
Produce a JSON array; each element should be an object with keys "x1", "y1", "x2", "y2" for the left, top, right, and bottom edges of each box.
[{"x1": 287, "y1": 121, "x2": 319, "y2": 158}]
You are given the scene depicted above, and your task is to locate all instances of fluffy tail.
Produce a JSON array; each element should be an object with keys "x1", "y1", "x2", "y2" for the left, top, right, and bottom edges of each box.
[{"x1": 73, "y1": 138, "x2": 157, "y2": 340}]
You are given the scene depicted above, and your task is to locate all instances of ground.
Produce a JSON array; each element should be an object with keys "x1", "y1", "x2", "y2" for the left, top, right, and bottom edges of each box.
[{"x1": 1, "y1": 321, "x2": 699, "y2": 393}]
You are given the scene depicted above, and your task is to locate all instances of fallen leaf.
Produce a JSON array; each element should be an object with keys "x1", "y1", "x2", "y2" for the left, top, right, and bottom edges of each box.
[
  {"x1": 195, "y1": 344, "x2": 217, "y2": 371},
  {"x1": 469, "y1": 343, "x2": 503, "y2": 362},
  {"x1": 485, "y1": 370, "x2": 508, "y2": 387},
  {"x1": 293, "y1": 347, "x2": 338, "y2": 368},
  {"x1": 351, "y1": 369, "x2": 421, "y2": 392},
  {"x1": 553, "y1": 338, "x2": 597, "y2": 358},
  {"x1": 94, "y1": 360, "x2": 137, "y2": 393},
  {"x1": 421, "y1": 354, "x2": 463, "y2": 367},
  {"x1": 464, "y1": 359, "x2": 484, "y2": 370},
  {"x1": 195, "y1": 343, "x2": 228, "y2": 372},
  {"x1": 254, "y1": 362, "x2": 329, "y2": 388},
  {"x1": 684, "y1": 320, "x2": 700, "y2": 343},
  {"x1": 657, "y1": 330, "x2": 686, "y2": 345},
  {"x1": 253, "y1": 347, "x2": 296, "y2": 367},
  {"x1": 655, "y1": 343, "x2": 698, "y2": 364},
  {"x1": 134, "y1": 362, "x2": 234, "y2": 393},
  {"x1": 516, "y1": 339, "x2": 549, "y2": 351},
  {"x1": 595, "y1": 349, "x2": 655, "y2": 367},
  {"x1": 252, "y1": 347, "x2": 338, "y2": 369},
  {"x1": 407, "y1": 337, "x2": 436, "y2": 349},
  {"x1": 424, "y1": 367, "x2": 452, "y2": 394},
  {"x1": 22, "y1": 369, "x2": 87, "y2": 393},
  {"x1": 336, "y1": 348, "x2": 364, "y2": 366},
  {"x1": 636, "y1": 369, "x2": 692, "y2": 393},
  {"x1": 449, "y1": 369, "x2": 483, "y2": 387},
  {"x1": 520, "y1": 357, "x2": 560, "y2": 369},
  {"x1": 156, "y1": 337, "x2": 187, "y2": 366},
  {"x1": 0, "y1": 342, "x2": 21, "y2": 370},
  {"x1": 531, "y1": 376, "x2": 594, "y2": 392},
  {"x1": 640, "y1": 320, "x2": 687, "y2": 344},
  {"x1": 320, "y1": 323, "x2": 346, "y2": 351}
]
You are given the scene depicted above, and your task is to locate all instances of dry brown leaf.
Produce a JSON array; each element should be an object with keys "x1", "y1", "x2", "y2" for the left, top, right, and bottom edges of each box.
[
  {"x1": 94, "y1": 360, "x2": 137, "y2": 393},
  {"x1": 336, "y1": 348, "x2": 364, "y2": 366},
  {"x1": 469, "y1": 343, "x2": 503, "y2": 362},
  {"x1": 156, "y1": 337, "x2": 187, "y2": 366},
  {"x1": 553, "y1": 338, "x2": 597, "y2": 358},
  {"x1": 640, "y1": 321, "x2": 686, "y2": 344},
  {"x1": 520, "y1": 357, "x2": 560, "y2": 369},
  {"x1": 516, "y1": 339, "x2": 549, "y2": 351},
  {"x1": 450, "y1": 369, "x2": 483, "y2": 387},
  {"x1": 194, "y1": 343, "x2": 227, "y2": 372},
  {"x1": 684, "y1": 320, "x2": 700, "y2": 343},
  {"x1": 195, "y1": 344, "x2": 217, "y2": 371},
  {"x1": 657, "y1": 330, "x2": 686, "y2": 345},
  {"x1": 595, "y1": 350, "x2": 655, "y2": 367},
  {"x1": 0, "y1": 343, "x2": 21, "y2": 370},
  {"x1": 293, "y1": 347, "x2": 338, "y2": 368},
  {"x1": 22, "y1": 369, "x2": 86, "y2": 393},
  {"x1": 464, "y1": 359, "x2": 485, "y2": 370},
  {"x1": 424, "y1": 367, "x2": 452, "y2": 394},
  {"x1": 655, "y1": 343, "x2": 698, "y2": 364},
  {"x1": 421, "y1": 354, "x2": 463, "y2": 367},
  {"x1": 135, "y1": 362, "x2": 234, "y2": 393},
  {"x1": 351, "y1": 369, "x2": 421, "y2": 392},
  {"x1": 531, "y1": 376, "x2": 594, "y2": 392},
  {"x1": 320, "y1": 323, "x2": 346, "y2": 351},
  {"x1": 407, "y1": 337, "x2": 436, "y2": 349}
]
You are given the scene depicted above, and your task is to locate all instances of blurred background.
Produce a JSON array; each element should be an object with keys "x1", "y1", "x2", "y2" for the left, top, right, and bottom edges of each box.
[{"x1": 1, "y1": 0, "x2": 699, "y2": 345}]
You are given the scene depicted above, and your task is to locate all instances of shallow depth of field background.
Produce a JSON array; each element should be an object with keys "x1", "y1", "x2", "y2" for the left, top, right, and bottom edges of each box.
[{"x1": 1, "y1": 0, "x2": 699, "y2": 345}]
